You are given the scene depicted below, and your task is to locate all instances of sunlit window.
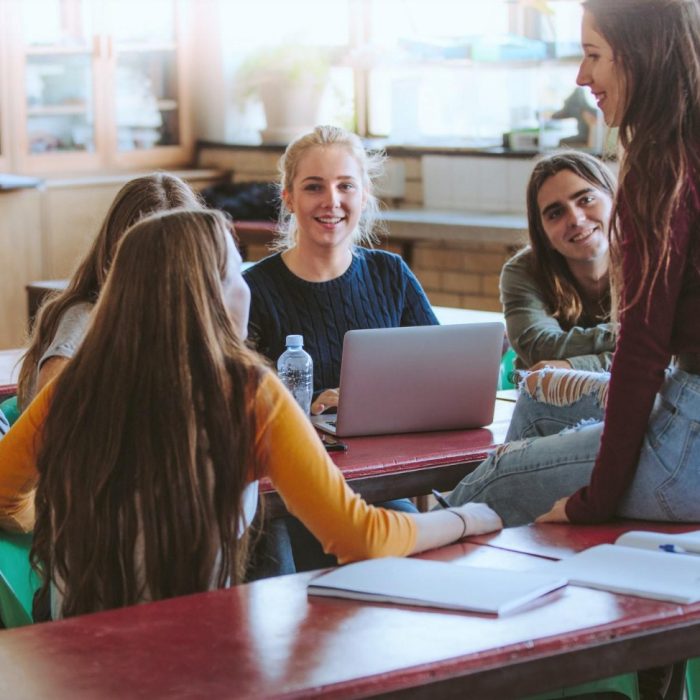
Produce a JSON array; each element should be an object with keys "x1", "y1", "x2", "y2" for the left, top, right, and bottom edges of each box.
[
  {"x1": 363, "y1": 0, "x2": 585, "y2": 145},
  {"x1": 221, "y1": 0, "x2": 356, "y2": 143},
  {"x1": 223, "y1": 0, "x2": 591, "y2": 147}
]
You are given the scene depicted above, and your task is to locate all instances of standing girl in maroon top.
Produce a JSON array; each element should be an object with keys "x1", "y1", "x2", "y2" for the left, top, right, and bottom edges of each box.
[{"x1": 448, "y1": 0, "x2": 700, "y2": 526}]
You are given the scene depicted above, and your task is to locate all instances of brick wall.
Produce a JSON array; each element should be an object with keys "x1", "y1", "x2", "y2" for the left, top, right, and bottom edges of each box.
[{"x1": 411, "y1": 240, "x2": 518, "y2": 311}]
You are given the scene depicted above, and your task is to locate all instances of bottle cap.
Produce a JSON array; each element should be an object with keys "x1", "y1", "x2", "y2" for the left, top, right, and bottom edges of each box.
[{"x1": 285, "y1": 334, "x2": 303, "y2": 348}]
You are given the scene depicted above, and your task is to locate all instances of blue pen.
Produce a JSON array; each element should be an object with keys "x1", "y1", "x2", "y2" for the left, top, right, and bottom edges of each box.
[
  {"x1": 659, "y1": 543, "x2": 688, "y2": 554},
  {"x1": 431, "y1": 489, "x2": 451, "y2": 509}
]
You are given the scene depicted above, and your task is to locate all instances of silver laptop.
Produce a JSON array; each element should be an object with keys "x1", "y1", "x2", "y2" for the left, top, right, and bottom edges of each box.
[{"x1": 311, "y1": 323, "x2": 504, "y2": 437}]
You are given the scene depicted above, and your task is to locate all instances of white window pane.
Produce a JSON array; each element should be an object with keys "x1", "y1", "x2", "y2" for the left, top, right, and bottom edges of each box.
[
  {"x1": 223, "y1": 0, "x2": 353, "y2": 142},
  {"x1": 21, "y1": 0, "x2": 95, "y2": 48},
  {"x1": 222, "y1": 0, "x2": 351, "y2": 48},
  {"x1": 106, "y1": 0, "x2": 176, "y2": 45},
  {"x1": 366, "y1": 0, "x2": 587, "y2": 144}
]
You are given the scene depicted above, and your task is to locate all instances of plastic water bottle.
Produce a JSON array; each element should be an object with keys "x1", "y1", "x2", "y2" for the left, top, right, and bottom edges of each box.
[{"x1": 277, "y1": 334, "x2": 313, "y2": 415}]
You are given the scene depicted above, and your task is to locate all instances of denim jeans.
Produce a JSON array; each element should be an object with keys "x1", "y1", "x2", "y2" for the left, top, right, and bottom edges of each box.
[{"x1": 449, "y1": 368, "x2": 700, "y2": 526}]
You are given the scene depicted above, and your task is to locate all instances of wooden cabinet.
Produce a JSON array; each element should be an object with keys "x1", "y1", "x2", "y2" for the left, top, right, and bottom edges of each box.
[
  {"x1": 40, "y1": 169, "x2": 228, "y2": 280},
  {"x1": 0, "y1": 168, "x2": 227, "y2": 349},
  {"x1": 0, "y1": 2, "x2": 11, "y2": 173},
  {"x1": 3, "y1": 0, "x2": 192, "y2": 174},
  {"x1": 0, "y1": 186, "x2": 43, "y2": 349}
]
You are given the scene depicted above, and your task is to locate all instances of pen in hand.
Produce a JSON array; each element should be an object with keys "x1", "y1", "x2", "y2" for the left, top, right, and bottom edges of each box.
[{"x1": 431, "y1": 488, "x2": 451, "y2": 509}]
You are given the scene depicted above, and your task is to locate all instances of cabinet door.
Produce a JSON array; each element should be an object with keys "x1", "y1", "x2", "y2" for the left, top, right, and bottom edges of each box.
[
  {"x1": 104, "y1": 0, "x2": 192, "y2": 168},
  {"x1": 7, "y1": 0, "x2": 191, "y2": 174},
  {"x1": 0, "y1": 2, "x2": 11, "y2": 172},
  {"x1": 10, "y1": 0, "x2": 107, "y2": 173}
]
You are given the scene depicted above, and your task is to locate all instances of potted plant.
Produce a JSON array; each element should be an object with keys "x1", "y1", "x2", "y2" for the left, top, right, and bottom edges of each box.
[{"x1": 234, "y1": 44, "x2": 331, "y2": 144}]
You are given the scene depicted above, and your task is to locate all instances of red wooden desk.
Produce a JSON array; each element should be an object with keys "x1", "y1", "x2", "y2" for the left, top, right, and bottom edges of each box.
[
  {"x1": 0, "y1": 348, "x2": 21, "y2": 399},
  {"x1": 262, "y1": 399, "x2": 514, "y2": 516},
  {"x1": 2, "y1": 541, "x2": 700, "y2": 699},
  {"x1": 466, "y1": 522, "x2": 700, "y2": 699}
]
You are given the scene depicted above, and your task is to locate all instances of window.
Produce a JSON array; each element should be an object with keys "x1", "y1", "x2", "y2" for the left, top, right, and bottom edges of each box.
[
  {"x1": 363, "y1": 0, "x2": 585, "y2": 146},
  {"x1": 223, "y1": 0, "x2": 591, "y2": 148},
  {"x1": 220, "y1": 0, "x2": 357, "y2": 143}
]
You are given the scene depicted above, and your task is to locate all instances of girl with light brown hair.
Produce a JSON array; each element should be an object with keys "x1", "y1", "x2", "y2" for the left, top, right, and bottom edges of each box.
[
  {"x1": 0, "y1": 208, "x2": 501, "y2": 619},
  {"x1": 16, "y1": 172, "x2": 202, "y2": 410}
]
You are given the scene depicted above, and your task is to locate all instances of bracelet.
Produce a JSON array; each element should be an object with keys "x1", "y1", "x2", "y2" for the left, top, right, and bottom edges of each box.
[{"x1": 446, "y1": 508, "x2": 468, "y2": 541}]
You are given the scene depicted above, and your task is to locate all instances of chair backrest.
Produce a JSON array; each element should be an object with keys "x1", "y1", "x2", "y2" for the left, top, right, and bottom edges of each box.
[
  {"x1": 0, "y1": 532, "x2": 39, "y2": 628},
  {"x1": 0, "y1": 395, "x2": 20, "y2": 426},
  {"x1": 498, "y1": 346, "x2": 517, "y2": 390},
  {"x1": 0, "y1": 384, "x2": 17, "y2": 403},
  {"x1": 687, "y1": 658, "x2": 700, "y2": 700}
]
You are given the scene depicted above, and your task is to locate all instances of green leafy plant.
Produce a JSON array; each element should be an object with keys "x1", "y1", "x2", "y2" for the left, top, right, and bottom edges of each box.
[{"x1": 234, "y1": 44, "x2": 331, "y2": 103}]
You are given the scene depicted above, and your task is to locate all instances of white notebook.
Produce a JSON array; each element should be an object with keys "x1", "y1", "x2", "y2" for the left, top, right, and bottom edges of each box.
[
  {"x1": 307, "y1": 557, "x2": 567, "y2": 616},
  {"x1": 553, "y1": 529, "x2": 700, "y2": 604},
  {"x1": 614, "y1": 529, "x2": 700, "y2": 554}
]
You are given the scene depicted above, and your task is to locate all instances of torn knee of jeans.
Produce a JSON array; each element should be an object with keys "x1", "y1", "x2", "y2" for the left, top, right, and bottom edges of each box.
[
  {"x1": 493, "y1": 438, "x2": 530, "y2": 459},
  {"x1": 522, "y1": 368, "x2": 609, "y2": 408}
]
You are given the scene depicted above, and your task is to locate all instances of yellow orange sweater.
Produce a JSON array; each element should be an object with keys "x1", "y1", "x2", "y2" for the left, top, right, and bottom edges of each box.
[{"x1": 0, "y1": 372, "x2": 416, "y2": 564}]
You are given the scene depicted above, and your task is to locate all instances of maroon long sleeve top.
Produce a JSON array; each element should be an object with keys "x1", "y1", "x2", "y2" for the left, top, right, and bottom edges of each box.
[{"x1": 566, "y1": 176, "x2": 700, "y2": 523}]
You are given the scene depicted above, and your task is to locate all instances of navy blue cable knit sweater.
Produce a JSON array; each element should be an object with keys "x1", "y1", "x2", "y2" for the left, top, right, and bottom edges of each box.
[{"x1": 244, "y1": 248, "x2": 438, "y2": 395}]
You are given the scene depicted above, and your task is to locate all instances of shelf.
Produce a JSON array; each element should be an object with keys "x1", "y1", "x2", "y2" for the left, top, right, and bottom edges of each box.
[
  {"x1": 25, "y1": 45, "x2": 92, "y2": 57},
  {"x1": 116, "y1": 42, "x2": 178, "y2": 54},
  {"x1": 27, "y1": 105, "x2": 90, "y2": 117},
  {"x1": 156, "y1": 99, "x2": 179, "y2": 111}
]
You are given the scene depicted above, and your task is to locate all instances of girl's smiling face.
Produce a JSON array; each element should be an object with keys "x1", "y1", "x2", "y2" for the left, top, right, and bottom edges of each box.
[
  {"x1": 284, "y1": 145, "x2": 367, "y2": 253},
  {"x1": 577, "y1": 10, "x2": 627, "y2": 127},
  {"x1": 537, "y1": 169, "x2": 611, "y2": 265}
]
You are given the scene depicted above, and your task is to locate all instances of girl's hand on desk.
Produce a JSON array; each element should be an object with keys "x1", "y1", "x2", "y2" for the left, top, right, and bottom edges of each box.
[
  {"x1": 536, "y1": 497, "x2": 571, "y2": 523},
  {"x1": 311, "y1": 388, "x2": 339, "y2": 415}
]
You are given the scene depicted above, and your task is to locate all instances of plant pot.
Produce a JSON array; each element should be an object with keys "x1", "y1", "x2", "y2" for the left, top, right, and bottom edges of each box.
[{"x1": 258, "y1": 76, "x2": 325, "y2": 144}]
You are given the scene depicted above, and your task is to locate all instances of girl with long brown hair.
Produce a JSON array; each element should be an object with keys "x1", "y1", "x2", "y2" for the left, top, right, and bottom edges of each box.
[
  {"x1": 16, "y1": 172, "x2": 202, "y2": 410},
  {"x1": 0, "y1": 208, "x2": 501, "y2": 619},
  {"x1": 501, "y1": 150, "x2": 616, "y2": 372},
  {"x1": 449, "y1": 0, "x2": 700, "y2": 527}
]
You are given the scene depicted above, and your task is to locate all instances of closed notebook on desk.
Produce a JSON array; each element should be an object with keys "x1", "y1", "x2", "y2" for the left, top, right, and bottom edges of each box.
[
  {"x1": 553, "y1": 532, "x2": 700, "y2": 604},
  {"x1": 308, "y1": 557, "x2": 567, "y2": 616},
  {"x1": 312, "y1": 323, "x2": 504, "y2": 437}
]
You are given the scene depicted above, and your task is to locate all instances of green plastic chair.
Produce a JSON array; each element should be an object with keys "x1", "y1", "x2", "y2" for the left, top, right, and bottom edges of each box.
[
  {"x1": 523, "y1": 672, "x2": 638, "y2": 700},
  {"x1": 0, "y1": 531, "x2": 39, "y2": 628},
  {"x1": 0, "y1": 395, "x2": 20, "y2": 426},
  {"x1": 498, "y1": 346, "x2": 518, "y2": 390},
  {"x1": 687, "y1": 658, "x2": 700, "y2": 699}
]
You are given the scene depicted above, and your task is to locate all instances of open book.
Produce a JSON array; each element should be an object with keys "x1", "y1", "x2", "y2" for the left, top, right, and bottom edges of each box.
[
  {"x1": 553, "y1": 529, "x2": 700, "y2": 604},
  {"x1": 307, "y1": 557, "x2": 567, "y2": 616}
]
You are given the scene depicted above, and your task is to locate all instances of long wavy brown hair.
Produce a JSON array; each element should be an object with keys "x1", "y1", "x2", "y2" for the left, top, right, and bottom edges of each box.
[
  {"x1": 525, "y1": 150, "x2": 616, "y2": 329},
  {"x1": 17, "y1": 173, "x2": 202, "y2": 410},
  {"x1": 31, "y1": 209, "x2": 263, "y2": 618},
  {"x1": 583, "y1": 0, "x2": 700, "y2": 314}
]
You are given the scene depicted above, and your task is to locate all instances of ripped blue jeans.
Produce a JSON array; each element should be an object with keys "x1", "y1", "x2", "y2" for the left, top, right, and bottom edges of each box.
[
  {"x1": 505, "y1": 369, "x2": 608, "y2": 442},
  {"x1": 448, "y1": 367, "x2": 700, "y2": 526}
]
